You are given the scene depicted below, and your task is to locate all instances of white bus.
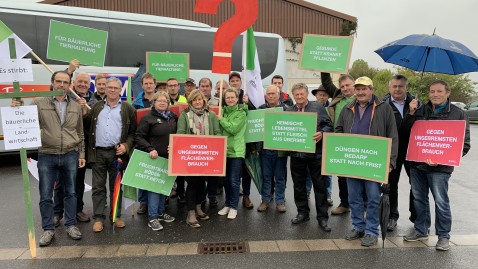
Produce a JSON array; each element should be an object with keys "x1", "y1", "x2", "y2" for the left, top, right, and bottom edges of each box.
[{"x1": 0, "y1": 1, "x2": 287, "y2": 154}]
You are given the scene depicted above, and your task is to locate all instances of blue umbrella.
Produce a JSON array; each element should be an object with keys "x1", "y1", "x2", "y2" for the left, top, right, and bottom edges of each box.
[{"x1": 374, "y1": 34, "x2": 478, "y2": 75}]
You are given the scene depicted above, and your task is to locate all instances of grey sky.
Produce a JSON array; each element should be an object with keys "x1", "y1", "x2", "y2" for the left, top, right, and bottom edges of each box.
[
  {"x1": 14, "y1": 0, "x2": 478, "y2": 83},
  {"x1": 306, "y1": 0, "x2": 478, "y2": 83}
]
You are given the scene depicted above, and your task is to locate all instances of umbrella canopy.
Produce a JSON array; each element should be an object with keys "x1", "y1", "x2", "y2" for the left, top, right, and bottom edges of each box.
[
  {"x1": 374, "y1": 34, "x2": 478, "y2": 75},
  {"x1": 380, "y1": 184, "x2": 391, "y2": 248},
  {"x1": 244, "y1": 152, "x2": 262, "y2": 193}
]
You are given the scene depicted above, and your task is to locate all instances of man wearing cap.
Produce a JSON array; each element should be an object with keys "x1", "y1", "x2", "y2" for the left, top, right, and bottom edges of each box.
[
  {"x1": 321, "y1": 72, "x2": 356, "y2": 215},
  {"x1": 335, "y1": 77, "x2": 398, "y2": 247},
  {"x1": 184, "y1": 78, "x2": 196, "y2": 99},
  {"x1": 312, "y1": 86, "x2": 333, "y2": 206}
]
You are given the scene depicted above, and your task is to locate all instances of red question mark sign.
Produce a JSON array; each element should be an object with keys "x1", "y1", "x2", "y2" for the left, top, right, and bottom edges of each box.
[{"x1": 195, "y1": 0, "x2": 258, "y2": 74}]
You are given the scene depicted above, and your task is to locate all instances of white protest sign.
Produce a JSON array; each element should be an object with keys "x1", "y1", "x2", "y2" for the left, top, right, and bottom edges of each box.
[
  {"x1": 0, "y1": 58, "x2": 34, "y2": 83},
  {"x1": 1, "y1": 105, "x2": 41, "y2": 150}
]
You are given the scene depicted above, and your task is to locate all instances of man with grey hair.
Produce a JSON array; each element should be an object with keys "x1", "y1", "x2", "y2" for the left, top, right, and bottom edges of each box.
[
  {"x1": 257, "y1": 85, "x2": 289, "y2": 212},
  {"x1": 287, "y1": 83, "x2": 333, "y2": 231},
  {"x1": 382, "y1": 75, "x2": 420, "y2": 230},
  {"x1": 84, "y1": 77, "x2": 137, "y2": 232}
]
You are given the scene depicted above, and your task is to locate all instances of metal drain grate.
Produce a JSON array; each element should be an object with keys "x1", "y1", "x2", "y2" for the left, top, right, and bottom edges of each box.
[{"x1": 198, "y1": 241, "x2": 248, "y2": 254}]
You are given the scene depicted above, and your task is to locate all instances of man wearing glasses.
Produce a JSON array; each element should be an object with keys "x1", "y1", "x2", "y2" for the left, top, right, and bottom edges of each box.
[
  {"x1": 166, "y1": 78, "x2": 187, "y2": 105},
  {"x1": 83, "y1": 77, "x2": 137, "y2": 233}
]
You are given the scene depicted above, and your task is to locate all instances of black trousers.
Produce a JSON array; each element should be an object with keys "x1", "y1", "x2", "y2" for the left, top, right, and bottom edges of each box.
[
  {"x1": 388, "y1": 158, "x2": 415, "y2": 220},
  {"x1": 186, "y1": 176, "x2": 207, "y2": 211},
  {"x1": 337, "y1": 176, "x2": 349, "y2": 208},
  {"x1": 290, "y1": 157, "x2": 328, "y2": 221}
]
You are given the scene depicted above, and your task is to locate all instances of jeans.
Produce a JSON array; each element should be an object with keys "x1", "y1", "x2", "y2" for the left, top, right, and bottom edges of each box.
[
  {"x1": 147, "y1": 191, "x2": 166, "y2": 220},
  {"x1": 225, "y1": 158, "x2": 244, "y2": 210},
  {"x1": 241, "y1": 163, "x2": 251, "y2": 196},
  {"x1": 54, "y1": 166, "x2": 86, "y2": 216},
  {"x1": 38, "y1": 151, "x2": 78, "y2": 231},
  {"x1": 91, "y1": 148, "x2": 122, "y2": 221},
  {"x1": 138, "y1": 189, "x2": 148, "y2": 204},
  {"x1": 411, "y1": 167, "x2": 450, "y2": 239},
  {"x1": 347, "y1": 177, "x2": 381, "y2": 236},
  {"x1": 260, "y1": 150, "x2": 287, "y2": 204},
  {"x1": 290, "y1": 157, "x2": 328, "y2": 221}
]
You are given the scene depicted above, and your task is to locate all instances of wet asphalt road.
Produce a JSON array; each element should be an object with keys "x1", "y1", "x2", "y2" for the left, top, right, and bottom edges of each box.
[{"x1": 0, "y1": 124, "x2": 477, "y2": 268}]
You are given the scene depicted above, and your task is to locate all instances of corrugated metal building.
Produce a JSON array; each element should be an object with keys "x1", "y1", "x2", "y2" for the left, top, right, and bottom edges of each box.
[{"x1": 40, "y1": 0, "x2": 357, "y2": 38}]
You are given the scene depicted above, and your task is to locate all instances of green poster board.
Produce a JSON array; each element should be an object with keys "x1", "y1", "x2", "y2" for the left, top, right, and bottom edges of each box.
[
  {"x1": 146, "y1": 52, "x2": 189, "y2": 82},
  {"x1": 245, "y1": 107, "x2": 283, "y2": 143},
  {"x1": 47, "y1": 20, "x2": 108, "y2": 67},
  {"x1": 299, "y1": 34, "x2": 353, "y2": 73},
  {"x1": 264, "y1": 111, "x2": 317, "y2": 153},
  {"x1": 122, "y1": 150, "x2": 177, "y2": 195},
  {"x1": 321, "y1": 133, "x2": 392, "y2": 183}
]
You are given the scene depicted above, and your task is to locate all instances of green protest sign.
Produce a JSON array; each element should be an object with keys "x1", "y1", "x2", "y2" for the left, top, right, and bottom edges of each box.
[
  {"x1": 299, "y1": 34, "x2": 353, "y2": 73},
  {"x1": 47, "y1": 20, "x2": 108, "y2": 67},
  {"x1": 321, "y1": 133, "x2": 392, "y2": 183},
  {"x1": 122, "y1": 150, "x2": 176, "y2": 195},
  {"x1": 245, "y1": 107, "x2": 283, "y2": 143},
  {"x1": 146, "y1": 52, "x2": 189, "y2": 82},
  {"x1": 264, "y1": 111, "x2": 317, "y2": 153}
]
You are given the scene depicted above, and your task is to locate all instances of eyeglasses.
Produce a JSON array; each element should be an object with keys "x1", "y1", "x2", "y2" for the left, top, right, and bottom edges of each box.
[
  {"x1": 225, "y1": 96, "x2": 237, "y2": 100},
  {"x1": 167, "y1": 84, "x2": 179, "y2": 88},
  {"x1": 155, "y1": 100, "x2": 168, "y2": 103},
  {"x1": 106, "y1": 86, "x2": 121, "y2": 90}
]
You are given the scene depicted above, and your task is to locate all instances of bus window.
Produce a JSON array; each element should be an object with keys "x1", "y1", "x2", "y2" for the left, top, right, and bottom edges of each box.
[
  {"x1": 256, "y1": 36, "x2": 279, "y2": 78},
  {"x1": 109, "y1": 22, "x2": 171, "y2": 67}
]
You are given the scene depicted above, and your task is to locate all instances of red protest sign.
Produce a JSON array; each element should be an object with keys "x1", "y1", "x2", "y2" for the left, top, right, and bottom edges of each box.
[
  {"x1": 169, "y1": 105, "x2": 180, "y2": 117},
  {"x1": 406, "y1": 120, "x2": 466, "y2": 166},
  {"x1": 136, "y1": 108, "x2": 150, "y2": 125},
  {"x1": 168, "y1": 134, "x2": 227, "y2": 176},
  {"x1": 209, "y1": 105, "x2": 220, "y2": 116}
]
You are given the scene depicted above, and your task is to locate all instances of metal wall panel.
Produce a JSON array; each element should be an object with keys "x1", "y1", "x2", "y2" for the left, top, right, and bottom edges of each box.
[{"x1": 47, "y1": 0, "x2": 356, "y2": 38}]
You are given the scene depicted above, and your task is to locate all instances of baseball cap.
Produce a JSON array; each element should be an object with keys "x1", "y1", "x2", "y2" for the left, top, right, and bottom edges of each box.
[
  {"x1": 354, "y1": 77, "x2": 373, "y2": 87},
  {"x1": 185, "y1": 78, "x2": 195, "y2": 85}
]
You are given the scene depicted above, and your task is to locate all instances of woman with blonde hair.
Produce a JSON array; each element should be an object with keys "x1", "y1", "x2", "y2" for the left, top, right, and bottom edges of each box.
[{"x1": 177, "y1": 89, "x2": 221, "y2": 228}]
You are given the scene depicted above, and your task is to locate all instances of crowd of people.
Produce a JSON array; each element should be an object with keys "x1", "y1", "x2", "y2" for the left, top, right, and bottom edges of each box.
[{"x1": 11, "y1": 60, "x2": 470, "y2": 251}]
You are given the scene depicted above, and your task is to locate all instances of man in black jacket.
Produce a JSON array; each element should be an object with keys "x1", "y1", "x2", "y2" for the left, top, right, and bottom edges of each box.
[
  {"x1": 287, "y1": 83, "x2": 334, "y2": 232},
  {"x1": 403, "y1": 80, "x2": 470, "y2": 251},
  {"x1": 382, "y1": 75, "x2": 419, "y2": 230}
]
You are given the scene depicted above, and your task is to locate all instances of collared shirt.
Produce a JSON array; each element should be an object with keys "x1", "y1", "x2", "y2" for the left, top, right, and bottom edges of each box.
[
  {"x1": 52, "y1": 95, "x2": 68, "y2": 126},
  {"x1": 391, "y1": 95, "x2": 406, "y2": 118},
  {"x1": 95, "y1": 99, "x2": 123, "y2": 147},
  {"x1": 296, "y1": 101, "x2": 309, "y2": 112},
  {"x1": 355, "y1": 98, "x2": 374, "y2": 119}
]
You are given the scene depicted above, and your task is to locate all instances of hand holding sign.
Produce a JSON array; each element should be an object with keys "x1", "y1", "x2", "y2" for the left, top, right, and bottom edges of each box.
[{"x1": 409, "y1": 99, "x2": 419, "y2": 115}]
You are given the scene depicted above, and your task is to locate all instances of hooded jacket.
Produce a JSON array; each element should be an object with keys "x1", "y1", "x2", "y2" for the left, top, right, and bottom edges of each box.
[{"x1": 220, "y1": 104, "x2": 248, "y2": 158}]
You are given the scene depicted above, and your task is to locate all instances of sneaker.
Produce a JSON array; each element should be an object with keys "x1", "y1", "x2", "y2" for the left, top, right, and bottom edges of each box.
[
  {"x1": 227, "y1": 208, "x2": 237, "y2": 219},
  {"x1": 158, "y1": 213, "x2": 175, "y2": 223},
  {"x1": 137, "y1": 203, "x2": 147, "y2": 215},
  {"x1": 76, "y1": 211, "x2": 90, "y2": 222},
  {"x1": 345, "y1": 229, "x2": 365, "y2": 240},
  {"x1": 361, "y1": 234, "x2": 378, "y2": 247},
  {"x1": 39, "y1": 231, "x2": 55, "y2": 247},
  {"x1": 331, "y1": 206, "x2": 350, "y2": 215},
  {"x1": 66, "y1": 226, "x2": 82, "y2": 240},
  {"x1": 436, "y1": 238, "x2": 450, "y2": 251},
  {"x1": 148, "y1": 219, "x2": 164, "y2": 231},
  {"x1": 53, "y1": 215, "x2": 62, "y2": 228},
  {"x1": 218, "y1": 206, "x2": 230, "y2": 216},
  {"x1": 327, "y1": 195, "x2": 334, "y2": 207},
  {"x1": 276, "y1": 204, "x2": 287, "y2": 213},
  {"x1": 257, "y1": 202, "x2": 269, "y2": 212},
  {"x1": 403, "y1": 231, "x2": 428, "y2": 242}
]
